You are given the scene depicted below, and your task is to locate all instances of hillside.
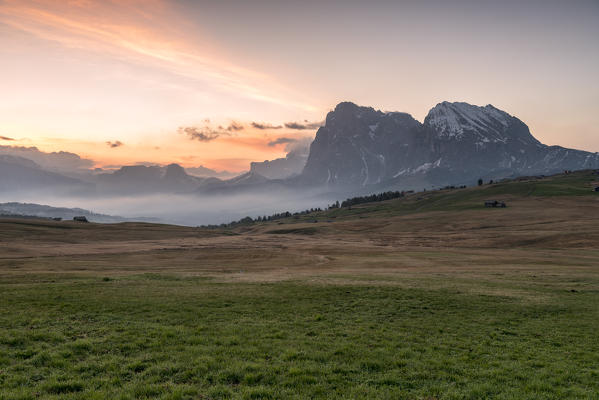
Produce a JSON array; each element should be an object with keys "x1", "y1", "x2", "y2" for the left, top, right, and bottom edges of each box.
[
  {"x1": 1, "y1": 169, "x2": 598, "y2": 258},
  {"x1": 234, "y1": 169, "x2": 599, "y2": 248}
]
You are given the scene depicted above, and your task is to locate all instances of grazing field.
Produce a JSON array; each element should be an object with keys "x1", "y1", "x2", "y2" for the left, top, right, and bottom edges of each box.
[{"x1": 1, "y1": 171, "x2": 599, "y2": 399}]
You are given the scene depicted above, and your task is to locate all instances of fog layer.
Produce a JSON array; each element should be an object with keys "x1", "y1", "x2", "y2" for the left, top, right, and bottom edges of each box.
[{"x1": 0, "y1": 189, "x2": 336, "y2": 226}]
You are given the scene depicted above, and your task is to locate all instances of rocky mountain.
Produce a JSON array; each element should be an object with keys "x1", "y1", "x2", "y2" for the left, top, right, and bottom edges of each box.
[
  {"x1": 96, "y1": 163, "x2": 206, "y2": 194},
  {"x1": 250, "y1": 149, "x2": 308, "y2": 179},
  {"x1": 299, "y1": 101, "x2": 599, "y2": 189},
  {"x1": 185, "y1": 165, "x2": 238, "y2": 179},
  {"x1": 96, "y1": 164, "x2": 274, "y2": 195}
]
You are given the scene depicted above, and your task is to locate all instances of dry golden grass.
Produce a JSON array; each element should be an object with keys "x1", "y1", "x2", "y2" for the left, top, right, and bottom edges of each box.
[{"x1": 2, "y1": 190, "x2": 598, "y2": 300}]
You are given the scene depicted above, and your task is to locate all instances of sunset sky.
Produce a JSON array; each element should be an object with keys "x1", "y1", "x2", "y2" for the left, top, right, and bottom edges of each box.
[{"x1": 1, "y1": 0, "x2": 598, "y2": 172}]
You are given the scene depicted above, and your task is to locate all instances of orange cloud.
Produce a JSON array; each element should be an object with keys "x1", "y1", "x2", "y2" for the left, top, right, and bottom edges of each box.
[
  {"x1": 0, "y1": 0, "x2": 315, "y2": 111},
  {"x1": 25, "y1": 125, "x2": 315, "y2": 172},
  {"x1": 217, "y1": 131, "x2": 313, "y2": 153}
]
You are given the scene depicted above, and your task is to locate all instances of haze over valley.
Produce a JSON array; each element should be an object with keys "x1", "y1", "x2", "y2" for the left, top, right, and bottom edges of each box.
[{"x1": 2, "y1": 101, "x2": 598, "y2": 225}]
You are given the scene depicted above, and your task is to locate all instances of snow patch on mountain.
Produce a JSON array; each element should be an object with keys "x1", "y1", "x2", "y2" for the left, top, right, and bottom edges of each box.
[
  {"x1": 393, "y1": 158, "x2": 442, "y2": 177},
  {"x1": 425, "y1": 101, "x2": 512, "y2": 140}
]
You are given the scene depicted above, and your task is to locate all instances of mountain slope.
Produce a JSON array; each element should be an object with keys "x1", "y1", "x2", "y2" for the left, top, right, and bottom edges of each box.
[
  {"x1": 250, "y1": 150, "x2": 308, "y2": 179},
  {"x1": 301, "y1": 102, "x2": 431, "y2": 187}
]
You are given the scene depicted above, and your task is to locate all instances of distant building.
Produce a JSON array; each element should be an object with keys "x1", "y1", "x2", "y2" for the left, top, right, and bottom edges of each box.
[
  {"x1": 484, "y1": 200, "x2": 507, "y2": 208},
  {"x1": 73, "y1": 216, "x2": 89, "y2": 222}
]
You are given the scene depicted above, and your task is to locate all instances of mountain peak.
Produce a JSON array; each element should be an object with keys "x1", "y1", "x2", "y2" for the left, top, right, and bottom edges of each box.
[
  {"x1": 164, "y1": 163, "x2": 187, "y2": 179},
  {"x1": 424, "y1": 101, "x2": 514, "y2": 140},
  {"x1": 324, "y1": 102, "x2": 385, "y2": 129},
  {"x1": 334, "y1": 101, "x2": 360, "y2": 111},
  {"x1": 330, "y1": 101, "x2": 380, "y2": 117}
]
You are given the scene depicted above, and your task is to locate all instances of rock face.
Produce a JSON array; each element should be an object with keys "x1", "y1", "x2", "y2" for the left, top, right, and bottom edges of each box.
[
  {"x1": 299, "y1": 101, "x2": 599, "y2": 189},
  {"x1": 250, "y1": 150, "x2": 308, "y2": 179}
]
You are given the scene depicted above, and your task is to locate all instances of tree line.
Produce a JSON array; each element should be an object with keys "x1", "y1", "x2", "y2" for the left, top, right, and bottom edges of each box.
[
  {"x1": 200, "y1": 190, "x2": 409, "y2": 228},
  {"x1": 337, "y1": 190, "x2": 405, "y2": 208}
]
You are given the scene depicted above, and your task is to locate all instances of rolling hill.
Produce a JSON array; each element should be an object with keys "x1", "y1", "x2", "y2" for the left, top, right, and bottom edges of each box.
[{"x1": 1, "y1": 169, "x2": 598, "y2": 399}]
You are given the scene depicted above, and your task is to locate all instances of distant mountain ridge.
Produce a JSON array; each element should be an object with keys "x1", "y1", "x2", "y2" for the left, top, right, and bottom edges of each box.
[
  {"x1": 0, "y1": 202, "x2": 158, "y2": 223},
  {"x1": 185, "y1": 165, "x2": 237, "y2": 179},
  {"x1": 299, "y1": 101, "x2": 599, "y2": 189},
  {"x1": 2, "y1": 101, "x2": 598, "y2": 197},
  {"x1": 96, "y1": 163, "x2": 204, "y2": 194},
  {"x1": 0, "y1": 154, "x2": 91, "y2": 193}
]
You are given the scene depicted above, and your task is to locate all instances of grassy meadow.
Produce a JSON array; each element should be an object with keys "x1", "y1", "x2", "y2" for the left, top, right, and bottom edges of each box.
[{"x1": 1, "y1": 170, "x2": 599, "y2": 399}]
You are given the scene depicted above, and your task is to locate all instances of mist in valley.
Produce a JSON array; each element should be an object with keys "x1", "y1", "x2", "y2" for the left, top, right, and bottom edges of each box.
[{"x1": 0, "y1": 188, "x2": 337, "y2": 226}]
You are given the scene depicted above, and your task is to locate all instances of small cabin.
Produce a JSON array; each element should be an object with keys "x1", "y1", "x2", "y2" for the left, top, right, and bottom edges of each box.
[
  {"x1": 73, "y1": 216, "x2": 89, "y2": 222},
  {"x1": 484, "y1": 200, "x2": 506, "y2": 208}
]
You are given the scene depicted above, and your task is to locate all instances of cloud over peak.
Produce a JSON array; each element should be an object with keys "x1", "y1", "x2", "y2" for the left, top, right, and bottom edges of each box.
[
  {"x1": 252, "y1": 120, "x2": 322, "y2": 130},
  {"x1": 267, "y1": 137, "x2": 297, "y2": 147},
  {"x1": 284, "y1": 120, "x2": 322, "y2": 130}
]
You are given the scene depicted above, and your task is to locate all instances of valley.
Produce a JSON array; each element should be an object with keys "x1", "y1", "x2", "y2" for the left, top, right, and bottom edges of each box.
[{"x1": 1, "y1": 171, "x2": 598, "y2": 398}]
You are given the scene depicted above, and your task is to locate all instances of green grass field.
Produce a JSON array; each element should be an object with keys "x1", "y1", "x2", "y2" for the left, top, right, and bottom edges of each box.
[
  {"x1": 2, "y1": 274, "x2": 598, "y2": 399},
  {"x1": 1, "y1": 170, "x2": 599, "y2": 399}
]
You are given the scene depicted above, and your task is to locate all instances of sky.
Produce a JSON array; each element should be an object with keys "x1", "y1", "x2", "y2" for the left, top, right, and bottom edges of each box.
[{"x1": 0, "y1": 0, "x2": 598, "y2": 172}]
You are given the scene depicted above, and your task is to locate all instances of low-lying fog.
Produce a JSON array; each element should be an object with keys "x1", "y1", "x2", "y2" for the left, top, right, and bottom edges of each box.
[{"x1": 0, "y1": 189, "x2": 338, "y2": 226}]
